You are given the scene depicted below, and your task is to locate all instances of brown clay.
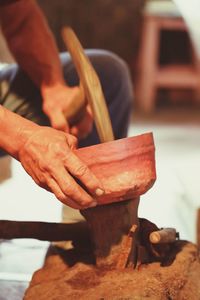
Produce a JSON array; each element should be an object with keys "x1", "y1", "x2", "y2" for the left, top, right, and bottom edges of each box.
[
  {"x1": 24, "y1": 240, "x2": 200, "y2": 300},
  {"x1": 75, "y1": 132, "x2": 156, "y2": 205}
]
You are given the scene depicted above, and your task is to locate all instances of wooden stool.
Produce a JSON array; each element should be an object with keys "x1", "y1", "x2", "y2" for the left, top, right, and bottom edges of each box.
[{"x1": 135, "y1": 14, "x2": 200, "y2": 112}]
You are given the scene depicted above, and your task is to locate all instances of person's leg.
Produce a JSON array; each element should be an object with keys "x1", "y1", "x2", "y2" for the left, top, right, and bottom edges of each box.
[
  {"x1": 60, "y1": 50, "x2": 133, "y2": 147},
  {"x1": 0, "y1": 64, "x2": 50, "y2": 126},
  {"x1": 0, "y1": 50, "x2": 133, "y2": 150},
  {"x1": 0, "y1": 64, "x2": 50, "y2": 157}
]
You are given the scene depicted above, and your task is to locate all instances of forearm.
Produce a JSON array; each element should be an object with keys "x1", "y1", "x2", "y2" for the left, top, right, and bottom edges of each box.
[
  {"x1": 0, "y1": 105, "x2": 39, "y2": 159},
  {"x1": 0, "y1": 0, "x2": 65, "y2": 89}
]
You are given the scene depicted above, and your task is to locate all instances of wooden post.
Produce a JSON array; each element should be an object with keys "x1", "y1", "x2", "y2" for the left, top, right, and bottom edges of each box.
[{"x1": 81, "y1": 198, "x2": 140, "y2": 268}]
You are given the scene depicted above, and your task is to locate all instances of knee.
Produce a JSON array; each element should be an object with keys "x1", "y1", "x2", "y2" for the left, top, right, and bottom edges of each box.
[
  {"x1": 89, "y1": 50, "x2": 131, "y2": 81},
  {"x1": 59, "y1": 49, "x2": 133, "y2": 110},
  {"x1": 87, "y1": 50, "x2": 133, "y2": 107}
]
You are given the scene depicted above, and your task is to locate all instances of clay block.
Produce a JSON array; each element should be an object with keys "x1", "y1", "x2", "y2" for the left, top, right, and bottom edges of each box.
[{"x1": 75, "y1": 132, "x2": 156, "y2": 205}]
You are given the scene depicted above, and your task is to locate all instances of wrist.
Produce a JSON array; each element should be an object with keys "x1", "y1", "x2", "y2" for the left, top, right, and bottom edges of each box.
[
  {"x1": 41, "y1": 81, "x2": 69, "y2": 98},
  {"x1": 0, "y1": 106, "x2": 40, "y2": 159}
]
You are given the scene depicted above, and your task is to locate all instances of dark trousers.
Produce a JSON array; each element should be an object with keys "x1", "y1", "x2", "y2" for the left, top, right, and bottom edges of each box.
[{"x1": 0, "y1": 50, "x2": 133, "y2": 154}]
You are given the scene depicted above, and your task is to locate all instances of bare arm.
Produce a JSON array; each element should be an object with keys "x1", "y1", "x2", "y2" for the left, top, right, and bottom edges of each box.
[
  {"x1": 0, "y1": 1, "x2": 99, "y2": 207},
  {"x1": 0, "y1": 0, "x2": 63, "y2": 87},
  {"x1": 0, "y1": 0, "x2": 90, "y2": 134}
]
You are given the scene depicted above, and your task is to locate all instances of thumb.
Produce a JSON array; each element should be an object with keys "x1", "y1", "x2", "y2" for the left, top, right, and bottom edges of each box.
[{"x1": 49, "y1": 110, "x2": 69, "y2": 133}]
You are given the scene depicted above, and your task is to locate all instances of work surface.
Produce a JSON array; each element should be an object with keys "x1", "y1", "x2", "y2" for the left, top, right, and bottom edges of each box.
[
  {"x1": 0, "y1": 116, "x2": 200, "y2": 299},
  {"x1": 24, "y1": 241, "x2": 200, "y2": 299}
]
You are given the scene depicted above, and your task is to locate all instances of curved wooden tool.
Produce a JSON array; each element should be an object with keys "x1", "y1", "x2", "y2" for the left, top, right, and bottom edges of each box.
[{"x1": 62, "y1": 26, "x2": 114, "y2": 143}]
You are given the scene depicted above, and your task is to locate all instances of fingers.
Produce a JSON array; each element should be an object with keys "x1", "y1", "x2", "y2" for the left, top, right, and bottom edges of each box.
[
  {"x1": 66, "y1": 134, "x2": 78, "y2": 150},
  {"x1": 70, "y1": 107, "x2": 93, "y2": 139},
  {"x1": 63, "y1": 151, "x2": 104, "y2": 197},
  {"x1": 46, "y1": 108, "x2": 69, "y2": 133},
  {"x1": 50, "y1": 165, "x2": 98, "y2": 208},
  {"x1": 18, "y1": 124, "x2": 103, "y2": 209},
  {"x1": 46, "y1": 177, "x2": 83, "y2": 209},
  {"x1": 26, "y1": 160, "x2": 97, "y2": 209},
  {"x1": 86, "y1": 103, "x2": 93, "y2": 118}
]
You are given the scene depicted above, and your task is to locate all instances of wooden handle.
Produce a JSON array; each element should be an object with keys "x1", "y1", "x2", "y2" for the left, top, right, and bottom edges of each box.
[
  {"x1": 0, "y1": 220, "x2": 90, "y2": 242},
  {"x1": 64, "y1": 84, "x2": 86, "y2": 126},
  {"x1": 62, "y1": 27, "x2": 114, "y2": 143},
  {"x1": 149, "y1": 228, "x2": 177, "y2": 244}
]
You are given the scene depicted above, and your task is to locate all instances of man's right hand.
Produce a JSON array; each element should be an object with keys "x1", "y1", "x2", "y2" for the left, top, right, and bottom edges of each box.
[
  {"x1": 42, "y1": 84, "x2": 94, "y2": 140},
  {"x1": 18, "y1": 126, "x2": 104, "y2": 209}
]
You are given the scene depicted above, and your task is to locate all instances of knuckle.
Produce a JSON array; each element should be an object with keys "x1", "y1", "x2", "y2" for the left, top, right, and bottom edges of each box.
[
  {"x1": 62, "y1": 182, "x2": 74, "y2": 196},
  {"x1": 43, "y1": 102, "x2": 54, "y2": 111},
  {"x1": 49, "y1": 144, "x2": 70, "y2": 162},
  {"x1": 37, "y1": 174, "x2": 47, "y2": 185},
  {"x1": 49, "y1": 140, "x2": 65, "y2": 152},
  {"x1": 38, "y1": 160, "x2": 49, "y2": 172},
  {"x1": 73, "y1": 164, "x2": 88, "y2": 177},
  {"x1": 80, "y1": 201, "x2": 90, "y2": 207},
  {"x1": 32, "y1": 176, "x2": 40, "y2": 186},
  {"x1": 57, "y1": 193, "x2": 67, "y2": 203},
  {"x1": 68, "y1": 134, "x2": 78, "y2": 145}
]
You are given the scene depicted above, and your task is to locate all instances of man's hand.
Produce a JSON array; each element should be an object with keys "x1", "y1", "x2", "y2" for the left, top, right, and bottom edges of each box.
[
  {"x1": 42, "y1": 84, "x2": 93, "y2": 139},
  {"x1": 18, "y1": 126, "x2": 104, "y2": 209}
]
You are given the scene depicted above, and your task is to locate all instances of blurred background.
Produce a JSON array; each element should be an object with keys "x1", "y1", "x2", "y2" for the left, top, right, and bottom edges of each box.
[{"x1": 0, "y1": 0, "x2": 200, "y2": 297}]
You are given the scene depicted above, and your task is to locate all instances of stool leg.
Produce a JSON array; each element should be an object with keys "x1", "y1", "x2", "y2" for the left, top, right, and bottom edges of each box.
[{"x1": 135, "y1": 15, "x2": 160, "y2": 113}]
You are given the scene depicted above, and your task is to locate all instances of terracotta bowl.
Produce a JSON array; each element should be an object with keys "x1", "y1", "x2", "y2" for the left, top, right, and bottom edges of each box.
[{"x1": 75, "y1": 132, "x2": 156, "y2": 205}]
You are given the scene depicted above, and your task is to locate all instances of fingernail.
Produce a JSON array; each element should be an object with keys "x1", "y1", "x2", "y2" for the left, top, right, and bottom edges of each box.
[
  {"x1": 95, "y1": 188, "x2": 104, "y2": 196},
  {"x1": 89, "y1": 201, "x2": 97, "y2": 208}
]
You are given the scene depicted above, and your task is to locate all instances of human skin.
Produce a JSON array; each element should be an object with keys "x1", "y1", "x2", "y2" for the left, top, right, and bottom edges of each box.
[
  {"x1": 0, "y1": 0, "x2": 92, "y2": 136},
  {"x1": 0, "y1": 0, "x2": 104, "y2": 208},
  {"x1": 0, "y1": 105, "x2": 104, "y2": 209}
]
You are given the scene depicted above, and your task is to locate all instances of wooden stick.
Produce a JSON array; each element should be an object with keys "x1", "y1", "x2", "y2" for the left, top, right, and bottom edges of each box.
[
  {"x1": 64, "y1": 84, "x2": 86, "y2": 126},
  {"x1": 62, "y1": 27, "x2": 114, "y2": 143},
  {"x1": 150, "y1": 228, "x2": 177, "y2": 244},
  {"x1": 0, "y1": 220, "x2": 90, "y2": 242},
  {"x1": 116, "y1": 224, "x2": 138, "y2": 269}
]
